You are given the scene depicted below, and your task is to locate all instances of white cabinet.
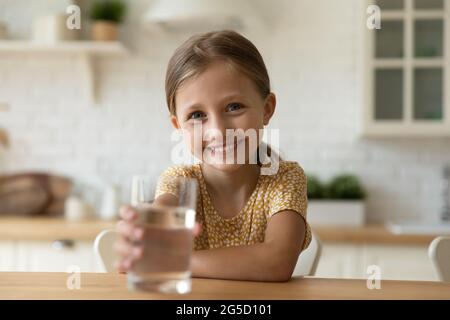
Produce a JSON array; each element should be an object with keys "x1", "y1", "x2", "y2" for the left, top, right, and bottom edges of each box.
[
  {"x1": 0, "y1": 240, "x2": 101, "y2": 272},
  {"x1": 364, "y1": 0, "x2": 450, "y2": 137},
  {"x1": 0, "y1": 241, "x2": 15, "y2": 271},
  {"x1": 315, "y1": 242, "x2": 437, "y2": 281},
  {"x1": 313, "y1": 243, "x2": 363, "y2": 278},
  {"x1": 361, "y1": 244, "x2": 436, "y2": 281}
]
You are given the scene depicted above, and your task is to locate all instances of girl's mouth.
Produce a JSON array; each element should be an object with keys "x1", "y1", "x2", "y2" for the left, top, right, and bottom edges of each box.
[{"x1": 206, "y1": 138, "x2": 245, "y2": 157}]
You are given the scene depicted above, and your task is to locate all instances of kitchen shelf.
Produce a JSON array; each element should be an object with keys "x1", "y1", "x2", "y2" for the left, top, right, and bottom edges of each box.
[
  {"x1": 0, "y1": 40, "x2": 129, "y2": 104},
  {"x1": 0, "y1": 40, "x2": 127, "y2": 54}
]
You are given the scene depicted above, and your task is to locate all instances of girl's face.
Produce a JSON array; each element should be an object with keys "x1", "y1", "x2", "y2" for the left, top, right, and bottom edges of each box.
[{"x1": 171, "y1": 61, "x2": 276, "y2": 173}]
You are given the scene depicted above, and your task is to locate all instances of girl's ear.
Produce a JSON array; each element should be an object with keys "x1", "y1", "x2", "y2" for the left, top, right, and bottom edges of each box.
[
  {"x1": 263, "y1": 93, "x2": 276, "y2": 126},
  {"x1": 170, "y1": 115, "x2": 181, "y2": 129}
]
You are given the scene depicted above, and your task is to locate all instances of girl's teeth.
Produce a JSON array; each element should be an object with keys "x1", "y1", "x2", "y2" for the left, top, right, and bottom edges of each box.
[
  {"x1": 214, "y1": 144, "x2": 235, "y2": 153},
  {"x1": 208, "y1": 139, "x2": 244, "y2": 154}
]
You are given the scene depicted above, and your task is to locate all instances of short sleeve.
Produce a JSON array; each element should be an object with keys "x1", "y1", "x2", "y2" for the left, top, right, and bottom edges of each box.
[
  {"x1": 154, "y1": 165, "x2": 194, "y2": 199},
  {"x1": 268, "y1": 163, "x2": 311, "y2": 251}
]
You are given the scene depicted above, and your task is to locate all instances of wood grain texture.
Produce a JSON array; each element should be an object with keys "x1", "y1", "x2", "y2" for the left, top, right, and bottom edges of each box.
[
  {"x1": 0, "y1": 272, "x2": 449, "y2": 300},
  {"x1": 313, "y1": 225, "x2": 437, "y2": 245},
  {"x1": 0, "y1": 218, "x2": 439, "y2": 244},
  {"x1": 0, "y1": 217, "x2": 115, "y2": 241}
]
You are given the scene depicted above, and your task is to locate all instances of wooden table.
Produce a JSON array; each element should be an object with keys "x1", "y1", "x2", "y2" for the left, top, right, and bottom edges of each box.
[{"x1": 0, "y1": 272, "x2": 449, "y2": 300}]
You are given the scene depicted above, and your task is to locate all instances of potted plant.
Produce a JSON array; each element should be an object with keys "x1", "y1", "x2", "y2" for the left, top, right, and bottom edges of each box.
[
  {"x1": 90, "y1": 0, "x2": 126, "y2": 41},
  {"x1": 307, "y1": 174, "x2": 366, "y2": 227},
  {"x1": 307, "y1": 175, "x2": 326, "y2": 200}
]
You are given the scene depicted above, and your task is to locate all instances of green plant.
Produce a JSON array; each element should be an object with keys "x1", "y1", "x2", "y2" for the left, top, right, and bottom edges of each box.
[
  {"x1": 327, "y1": 174, "x2": 365, "y2": 200},
  {"x1": 90, "y1": 0, "x2": 126, "y2": 23},
  {"x1": 306, "y1": 175, "x2": 325, "y2": 199}
]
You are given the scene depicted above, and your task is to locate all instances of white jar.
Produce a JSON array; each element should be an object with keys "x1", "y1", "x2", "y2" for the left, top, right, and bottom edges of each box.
[
  {"x1": 32, "y1": 14, "x2": 79, "y2": 43},
  {"x1": 100, "y1": 185, "x2": 120, "y2": 220},
  {"x1": 64, "y1": 196, "x2": 95, "y2": 221}
]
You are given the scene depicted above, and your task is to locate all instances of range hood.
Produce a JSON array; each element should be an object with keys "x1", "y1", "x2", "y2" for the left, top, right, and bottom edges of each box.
[{"x1": 142, "y1": 0, "x2": 260, "y2": 31}]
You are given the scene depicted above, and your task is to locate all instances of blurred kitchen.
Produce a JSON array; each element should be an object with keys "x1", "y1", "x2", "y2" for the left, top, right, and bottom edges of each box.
[{"x1": 0, "y1": 0, "x2": 449, "y2": 282}]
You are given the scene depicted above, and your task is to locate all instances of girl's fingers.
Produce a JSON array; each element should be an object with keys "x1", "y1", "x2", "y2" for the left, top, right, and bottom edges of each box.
[
  {"x1": 116, "y1": 220, "x2": 133, "y2": 239},
  {"x1": 119, "y1": 205, "x2": 139, "y2": 222},
  {"x1": 114, "y1": 240, "x2": 144, "y2": 273},
  {"x1": 114, "y1": 260, "x2": 127, "y2": 273},
  {"x1": 113, "y1": 238, "x2": 132, "y2": 257},
  {"x1": 114, "y1": 238, "x2": 144, "y2": 259},
  {"x1": 116, "y1": 220, "x2": 144, "y2": 241},
  {"x1": 193, "y1": 222, "x2": 201, "y2": 237},
  {"x1": 115, "y1": 257, "x2": 134, "y2": 273}
]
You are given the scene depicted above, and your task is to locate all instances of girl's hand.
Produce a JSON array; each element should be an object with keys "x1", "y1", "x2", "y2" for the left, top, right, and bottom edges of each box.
[
  {"x1": 114, "y1": 205, "x2": 201, "y2": 273},
  {"x1": 114, "y1": 205, "x2": 142, "y2": 273}
]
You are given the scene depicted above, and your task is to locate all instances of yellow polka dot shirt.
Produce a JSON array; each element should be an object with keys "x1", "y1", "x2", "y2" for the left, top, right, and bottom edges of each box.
[{"x1": 155, "y1": 161, "x2": 311, "y2": 253}]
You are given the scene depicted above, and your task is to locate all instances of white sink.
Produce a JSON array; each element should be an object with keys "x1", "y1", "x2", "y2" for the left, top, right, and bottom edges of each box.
[{"x1": 387, "y1": 222, "x2": 450, "y2": 235}]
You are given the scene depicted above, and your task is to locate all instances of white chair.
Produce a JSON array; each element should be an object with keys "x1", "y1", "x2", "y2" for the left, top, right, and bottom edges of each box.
[
  {"x1": 428, "y1": 236, "x2": 450, "y2": 282},
  {"x1": 94, "y1": 229, "x2": 322, "y2": 276},
  {"x1": 94, "y1": 229, "x2": 119, "y2": 272},
  {"x1": 293, "y1": 232, "x2": 322, "y2": 277}
]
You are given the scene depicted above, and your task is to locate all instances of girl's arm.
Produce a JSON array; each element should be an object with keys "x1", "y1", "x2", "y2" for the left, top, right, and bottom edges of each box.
[{"x1": 191, "y1": 210, "x2": 306, "y2": 282}]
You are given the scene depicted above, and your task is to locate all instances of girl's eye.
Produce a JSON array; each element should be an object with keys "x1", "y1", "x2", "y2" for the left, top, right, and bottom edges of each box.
[
  {"x1": 188, "y1": 111, "x2": 205, "y2": 120},
  {"x1": 226, "y1": 103, "x2": 243, "y2": 112}
]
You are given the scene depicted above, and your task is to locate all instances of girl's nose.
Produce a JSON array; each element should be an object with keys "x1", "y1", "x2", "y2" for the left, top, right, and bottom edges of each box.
[{"x1": 203, "y1": 114, "x2": 228, "y2": 142}]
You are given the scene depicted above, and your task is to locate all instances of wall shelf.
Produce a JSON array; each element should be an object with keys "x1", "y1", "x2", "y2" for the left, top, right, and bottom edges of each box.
[
  {"x1": 0, "y1": 40, "x2": 129, "y2": 105},
  {"x1": 0, "y1": 40, "x2": 127, "y2": 54}
]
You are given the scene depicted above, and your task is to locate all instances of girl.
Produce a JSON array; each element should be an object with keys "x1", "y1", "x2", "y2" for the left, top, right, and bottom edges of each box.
[{"x1": 115, "y1": 30, "x2": 311, "y2": 282}]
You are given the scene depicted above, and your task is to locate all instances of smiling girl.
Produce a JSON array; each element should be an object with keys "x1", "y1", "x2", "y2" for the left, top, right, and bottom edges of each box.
[{"x1": 115, "y1": 30, "x2": 311, "y2": 282}]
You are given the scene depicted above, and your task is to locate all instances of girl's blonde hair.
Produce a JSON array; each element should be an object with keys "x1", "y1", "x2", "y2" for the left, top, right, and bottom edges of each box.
[{"x1": 165, "y1": 30, "x2": 271, "y2": 116}]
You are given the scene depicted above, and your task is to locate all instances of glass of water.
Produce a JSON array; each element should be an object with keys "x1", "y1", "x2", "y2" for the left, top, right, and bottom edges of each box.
[{"x1": 127, "y1": 175, "x2": 198, "y2": 294}]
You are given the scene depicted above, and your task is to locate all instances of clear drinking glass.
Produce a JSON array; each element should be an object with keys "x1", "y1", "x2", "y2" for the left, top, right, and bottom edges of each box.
[{"x1": 127, "y1": 175, "x2": 198, "y2": 294}]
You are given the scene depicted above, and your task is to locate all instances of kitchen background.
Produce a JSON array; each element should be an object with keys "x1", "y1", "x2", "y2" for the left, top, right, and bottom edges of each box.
[{"x1": 0, "y1": 0, "x2": 449, "y2": 280}]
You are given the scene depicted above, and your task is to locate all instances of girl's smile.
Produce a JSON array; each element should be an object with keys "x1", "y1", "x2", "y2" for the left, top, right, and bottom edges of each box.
[
  {"x1": 205, "y1": 136, "x2": 246, "y2": 163},
  {"x1": 206, "y1": 136, "x2": 245, "y2": 153}
]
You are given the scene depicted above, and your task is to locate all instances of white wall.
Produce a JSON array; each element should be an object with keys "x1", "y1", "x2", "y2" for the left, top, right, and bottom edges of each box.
[{"x1": 1, "y1": 0, "x2": 449, "y2": 223}]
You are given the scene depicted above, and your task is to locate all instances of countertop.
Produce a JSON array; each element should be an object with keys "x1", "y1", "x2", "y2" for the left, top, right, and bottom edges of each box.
[
  {"x1": 0, "y1": 272, "x2": 449, "y2": 299},
  {"x1": 0, "y1": 217, "x2": 440, "y2": 245},
  {"x1": 313, "y1": 225, "x2": 438, "y2": 245},
  {"x1": 0, "y1": 217, "x2": 115, "y2": 241}
]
